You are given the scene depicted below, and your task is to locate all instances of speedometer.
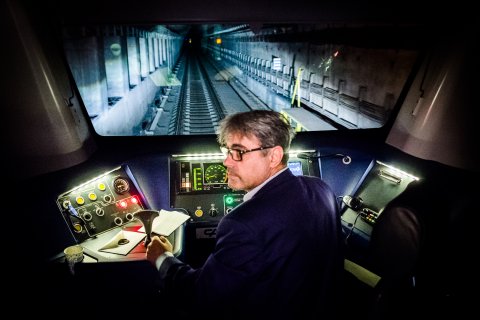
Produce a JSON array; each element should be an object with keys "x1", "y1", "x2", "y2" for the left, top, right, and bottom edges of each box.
[{"x1": 204, "y1": 163, "x2": 227, "y2": 184}]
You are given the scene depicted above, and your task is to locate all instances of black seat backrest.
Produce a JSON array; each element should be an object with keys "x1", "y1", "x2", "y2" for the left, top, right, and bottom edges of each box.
[
  {"x1": 365, "y1": 191, "x2": 422, "y2": 320},
  {"x1": 365, "y1": 165, "x2": 478, "y2": 319},
  {"x1": 368, "y1": 204, "x2": 421, "y2": 282}
]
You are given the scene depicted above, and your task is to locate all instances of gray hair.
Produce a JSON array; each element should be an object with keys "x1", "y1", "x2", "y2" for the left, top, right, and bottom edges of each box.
[{"x1": 217, "y1": 110, "x2": 295, "y2": 164}]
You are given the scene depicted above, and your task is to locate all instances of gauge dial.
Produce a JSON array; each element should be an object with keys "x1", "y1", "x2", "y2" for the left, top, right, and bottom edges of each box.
[
  {"x1": 113, "y1": 177, "x2": 130, "y2": 194},
  {"x1": 204, "y1": 163, "x2": 227, "y2": 184}
]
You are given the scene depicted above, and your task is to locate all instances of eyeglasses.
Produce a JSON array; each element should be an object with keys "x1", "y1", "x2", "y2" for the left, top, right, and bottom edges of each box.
[{"x1": 220, "y1": 146, "x2": 275, "y2": 161}]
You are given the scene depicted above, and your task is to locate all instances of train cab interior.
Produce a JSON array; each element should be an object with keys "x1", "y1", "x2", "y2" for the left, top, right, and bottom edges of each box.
[{"x1": 3, "y1": 0, "x2": 479, "y2": 318}]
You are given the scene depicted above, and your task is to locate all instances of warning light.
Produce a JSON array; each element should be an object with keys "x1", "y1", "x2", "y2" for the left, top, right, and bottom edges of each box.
[
  {"x1": 216, "y1": 38, "x2": 222, "y2": 45},
  {"x1": 225, "y1": 196, "x2": 234, "y2": 205},
  {"x1": 118, "y1": 200, "x2": 128, "y2": 209},
  {"x1": 130, "y1": 196, "x2": 138, "y2": 204}
]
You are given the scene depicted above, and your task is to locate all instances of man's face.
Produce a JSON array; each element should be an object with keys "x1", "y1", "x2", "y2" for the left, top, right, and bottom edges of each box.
[{"x1": 222, "y1": 133, "x2": 274, "y2": 192}]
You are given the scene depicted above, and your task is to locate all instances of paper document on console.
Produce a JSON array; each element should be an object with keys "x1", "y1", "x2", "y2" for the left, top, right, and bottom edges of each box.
[
  {"x1": 98, "y1": 230, "x2": 145, "y2": 255},
  {"x1": 137, "y1": 209, "x2": 190, "y2": 236}
]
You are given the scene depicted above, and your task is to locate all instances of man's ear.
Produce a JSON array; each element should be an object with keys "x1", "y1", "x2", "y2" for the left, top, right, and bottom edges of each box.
[{"x1": 270, "y1": 146, "x2": 284, "y2": 167}]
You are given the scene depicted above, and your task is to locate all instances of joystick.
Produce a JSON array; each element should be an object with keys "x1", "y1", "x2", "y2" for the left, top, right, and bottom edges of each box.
[{"x1": 133, "y1": 210, "x2": 159, "y2": 246}]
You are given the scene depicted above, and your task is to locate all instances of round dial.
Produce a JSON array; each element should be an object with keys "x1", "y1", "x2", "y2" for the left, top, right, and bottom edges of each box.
[
  {"x1": 113, "y1": 177, "x2": 130, "y2": 194},
  {"x1": 204, "y1": 164, "x2": 227, "y2": 184}
]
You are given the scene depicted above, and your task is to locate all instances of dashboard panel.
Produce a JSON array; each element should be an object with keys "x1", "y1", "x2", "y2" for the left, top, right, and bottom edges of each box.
[
  {"x1": 169, "y1": 151, "x2": 320, "y2": 223},
  {"x1": 56, "y1": 165, "x2": 149, "y2": 244},
  {"x1": 168, "y1": 150, "x2": 322, "y2": 266}
]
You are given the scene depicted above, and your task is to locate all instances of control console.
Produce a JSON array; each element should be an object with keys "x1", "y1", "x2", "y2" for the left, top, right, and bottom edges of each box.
[
  {"x1": 169, "y1": 150, "x2": 320, "y2": 223},
  {"x1": 170, "y1": 155, "x2": 245, "y2": 223},
  {"x1": 341, "y1": 160, "x2": 419, "y2": 237},
  {"x1": 169, "y1": 151, "x2": 320, "y2": 267},
  {"x1": 56, "y1": 165, "x2": 148, "y2": 243}
]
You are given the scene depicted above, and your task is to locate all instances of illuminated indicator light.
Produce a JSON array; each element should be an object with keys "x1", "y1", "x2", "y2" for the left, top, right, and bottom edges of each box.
[
  {"x1": 185, "y1": 182, "x2": 191, "y2": 188},
  {"x1": 98, "y1": 183, "x2": 106, "y2": 191},
  {"x1": 189, "y1": 38, "x2": 192, "y2": 44},
  {"x1": 131, "y1": 197, "x2": 138, "y2": 204},
  {"x1": 75, "y1": 196, "x2": 85, "y2": 205},
  {"x1": 193, "y1": 167, "x2": 202, "y2": 190},
  {"x1": 216, "y1": 38, "x2": 222, "y2": 44},
  {"x1": 118, "y1": 200, "x2": 128, "y2": 208},
  {"x1": 88, "y1": 192, "x2": 97, "y2": 201},
  {"x1": 194, "y1": 209, "x2": 204, "y2": 217},
  {"x1": 225, "y1": 196, "x2": 234, "y2": 205},
  {"x1": 333, "y1": 50, "x2": 339, "y2": 57}
]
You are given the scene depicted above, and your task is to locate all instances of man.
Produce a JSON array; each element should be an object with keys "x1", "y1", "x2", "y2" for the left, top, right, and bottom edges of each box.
[{"x1": 147, "y1": 110, "x2": 343, "y2": 319}]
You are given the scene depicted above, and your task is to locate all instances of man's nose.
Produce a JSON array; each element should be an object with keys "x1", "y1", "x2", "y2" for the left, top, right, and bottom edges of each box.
[{"x1": 223, "y1": 153, "x2": 234, "y2": 166}]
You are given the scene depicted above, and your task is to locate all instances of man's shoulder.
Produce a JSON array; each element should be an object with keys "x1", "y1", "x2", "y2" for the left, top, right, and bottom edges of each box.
[
  {"x1": 280, "y1": 171, "x2": 329, "y2": 189},
  {"x1": 296, "y1": 174, "x2": 328, "y2": 187}
]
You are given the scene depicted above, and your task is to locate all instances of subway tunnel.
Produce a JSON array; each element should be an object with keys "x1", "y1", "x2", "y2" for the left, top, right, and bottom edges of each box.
[{"x1": 62, "y1": 23, "x2": 421, "y2": 136}]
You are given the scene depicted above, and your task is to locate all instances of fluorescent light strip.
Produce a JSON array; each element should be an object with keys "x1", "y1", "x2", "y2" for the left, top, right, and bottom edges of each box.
[
  {"x1": 376, "y1": 161, "x2": 420, "y2": 181},
  {"x1": 171, "y1": 149, "x2": 316, "y2": 160}
]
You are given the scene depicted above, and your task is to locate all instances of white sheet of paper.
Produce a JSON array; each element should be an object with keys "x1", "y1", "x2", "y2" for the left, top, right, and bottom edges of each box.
[
  {"x1": 98, "y1": 230, "x2": 145, "y2": 255},
  {"x1": 137, "y1": 209, "x2": 190, "y2": 236}
]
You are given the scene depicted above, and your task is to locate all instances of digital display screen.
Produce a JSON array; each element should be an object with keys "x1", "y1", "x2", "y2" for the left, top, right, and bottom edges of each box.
[
  {"x1": 288, "y1": 161, "x2": 303, "y2": 176},
  {"x1": 188, "y1": 162, "x2": 229, "y2": 192}
]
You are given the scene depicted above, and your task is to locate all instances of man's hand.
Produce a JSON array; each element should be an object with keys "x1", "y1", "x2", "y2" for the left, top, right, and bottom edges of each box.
[{"x1": 146, "y1": 235, "x2": 173, "y2": 265}]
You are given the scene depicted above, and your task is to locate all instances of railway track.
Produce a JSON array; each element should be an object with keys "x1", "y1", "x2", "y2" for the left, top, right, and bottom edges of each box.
[{"x1": 169, "y1": 51, "x2": 226, "y2": 135}]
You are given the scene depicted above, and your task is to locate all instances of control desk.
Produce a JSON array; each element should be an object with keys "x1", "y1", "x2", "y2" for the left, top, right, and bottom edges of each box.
[
  {"x1": 55, "y1": 165, "x2": 183, "y2": 262},
  {"x1": 169, "y1": 151, "x2": 319, "y2": 228},
  {"x1": 169, "y1": 150, "x2": 320, "y2": 266}
]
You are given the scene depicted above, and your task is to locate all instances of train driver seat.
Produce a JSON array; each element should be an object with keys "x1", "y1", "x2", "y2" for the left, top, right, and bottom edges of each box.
[
  {"x1": 365, "y1": 198, "x2": 422, "y2": 320},
  {"x1": 361, "y1": 168, "x2": 475, "y2": 320}
]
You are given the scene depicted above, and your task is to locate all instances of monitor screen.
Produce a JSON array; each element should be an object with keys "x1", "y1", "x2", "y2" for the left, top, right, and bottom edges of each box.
[{"x1": 288, "y1": 161, "x2": 303, "y2": 176}]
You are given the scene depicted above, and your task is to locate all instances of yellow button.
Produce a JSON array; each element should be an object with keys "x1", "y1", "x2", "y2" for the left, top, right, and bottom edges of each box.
[
  {"x1": 75, "y1": 196, "x2": 85, "y2": 205},
  {"x1": 73, "y1": 223, "x2": 83, "y2": 233},
  {"x1": 194, "y1": 209, "x2": 203, "y2": 217},
  {"x1": 98, "y1": 183, "x2": 106, "y2": 191},
  {"x1": 88, "y1": 192, "x2": 97, "y2": 201}
]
